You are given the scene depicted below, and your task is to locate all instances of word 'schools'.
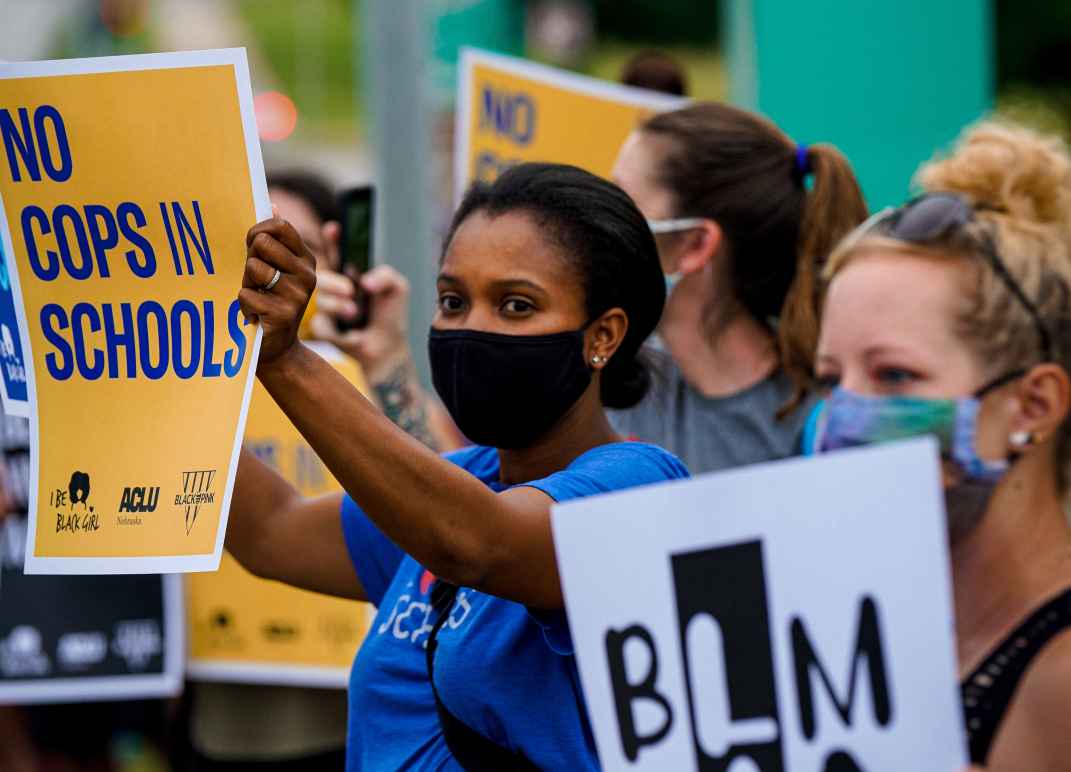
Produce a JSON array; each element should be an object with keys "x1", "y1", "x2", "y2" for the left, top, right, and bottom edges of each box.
[
  {"x1": 0, "y1": 49, "x2": 270, "y2": 574},
  {"x1": 553, "y1": 439, "x2": 968, "y2": 771}
]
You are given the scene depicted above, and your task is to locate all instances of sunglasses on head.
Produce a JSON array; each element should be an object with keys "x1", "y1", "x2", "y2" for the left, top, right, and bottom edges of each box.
[{"x1": 866, "y1": 192, "x2": 1053, "y2": 364}]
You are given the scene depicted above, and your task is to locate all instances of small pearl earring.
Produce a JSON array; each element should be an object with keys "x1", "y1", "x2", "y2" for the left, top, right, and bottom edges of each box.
[
  {"x1": 591, "y1": 355, "x2": 605, "y2": 366},
  {"x1": 1009, "y1": 430, "x2": 1034, "y2": 448}
]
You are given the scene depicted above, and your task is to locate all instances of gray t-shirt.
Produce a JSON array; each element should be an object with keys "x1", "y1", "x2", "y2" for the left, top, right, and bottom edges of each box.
[{"x1": 608, "y1": 349, "x2": 815, "y2": 475}]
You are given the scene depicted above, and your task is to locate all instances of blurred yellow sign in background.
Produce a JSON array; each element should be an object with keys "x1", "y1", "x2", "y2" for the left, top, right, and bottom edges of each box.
[
  {"x1": 455, "y1": 48, "x2": 685, "y2": 202},
  {"x1": 186, "y1": 343, "x2": 371, "y2": 686}
]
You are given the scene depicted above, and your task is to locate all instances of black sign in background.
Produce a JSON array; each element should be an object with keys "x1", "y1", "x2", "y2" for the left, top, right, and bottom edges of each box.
[{"x1": 0, "y1": 515, "x2": 175, "y2": 698}]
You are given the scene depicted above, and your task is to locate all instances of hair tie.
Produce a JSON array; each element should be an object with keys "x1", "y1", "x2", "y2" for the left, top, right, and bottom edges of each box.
[
  {"x1": 796, "y1": 143, "x2": 809, "y2": 182},
  {"x1": 794, "y1": 143, "x2": 811, "y2": 181}
]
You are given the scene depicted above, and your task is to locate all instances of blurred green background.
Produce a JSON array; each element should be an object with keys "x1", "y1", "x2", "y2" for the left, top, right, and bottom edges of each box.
[{"x1": 6, "y1": 0, "x2": 1071, "y2": 188}]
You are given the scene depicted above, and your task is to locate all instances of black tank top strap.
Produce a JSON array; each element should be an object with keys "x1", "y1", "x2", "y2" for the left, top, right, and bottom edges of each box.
[{"x1": 961, "y1": 586, "x2": 1071, "y2": 765}]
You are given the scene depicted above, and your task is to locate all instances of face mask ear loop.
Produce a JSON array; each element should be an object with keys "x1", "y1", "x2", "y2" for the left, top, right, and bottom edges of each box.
[{"x1": 972, "y1": 369, "x2": 1031, "y2": 466}]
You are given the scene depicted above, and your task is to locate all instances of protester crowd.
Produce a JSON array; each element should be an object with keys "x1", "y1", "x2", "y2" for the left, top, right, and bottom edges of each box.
[{"x1": 3, "y1": 55, "x2": 1071, "y2": 772}]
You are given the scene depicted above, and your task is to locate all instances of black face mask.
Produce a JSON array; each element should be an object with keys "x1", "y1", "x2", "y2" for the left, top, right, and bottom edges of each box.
[{"x1": 428, "y1": 327, "x2": 592, "y2": 450}]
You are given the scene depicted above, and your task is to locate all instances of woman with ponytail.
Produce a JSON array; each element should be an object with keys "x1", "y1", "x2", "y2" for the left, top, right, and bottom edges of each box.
[{"x1": 610, "y1": 102, "x2": 868, "y2": 472}]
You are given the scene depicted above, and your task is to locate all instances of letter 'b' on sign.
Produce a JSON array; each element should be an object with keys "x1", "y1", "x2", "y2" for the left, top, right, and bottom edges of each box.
[{"x1": 605, "y1": 624, "x2": 674, "y2": 761}]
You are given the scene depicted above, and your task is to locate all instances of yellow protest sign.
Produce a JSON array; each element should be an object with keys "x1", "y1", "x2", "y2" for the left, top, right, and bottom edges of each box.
[
  {"x1": 455, "y1": 49, "x2": 686, "y2": 201},
  {"x1": 187, "y1": 552, "x2": 370, "y2": 686},
  {"x1": 0, "y1": 50, "x2": 269, "y2": 573},
  {"x1": 186, "y1": 343, "x2": 372, "y2": 685}
]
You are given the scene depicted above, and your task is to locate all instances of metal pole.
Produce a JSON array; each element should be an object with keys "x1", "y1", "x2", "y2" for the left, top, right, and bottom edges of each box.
[{"x1": 360, "y1": 0, "x2": 435, "y2": 387}]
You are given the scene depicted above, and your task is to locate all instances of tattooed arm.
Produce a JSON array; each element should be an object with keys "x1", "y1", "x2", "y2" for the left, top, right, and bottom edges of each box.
[{"x1": 372, "y1": 358, "x2": 438, "y2": 450}]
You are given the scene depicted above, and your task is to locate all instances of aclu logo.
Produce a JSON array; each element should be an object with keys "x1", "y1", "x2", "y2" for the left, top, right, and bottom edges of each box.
[
  {"x1": 606, "y1": 540, "x2": 892, "y2": 771},
  {"x1": 119, "y1": 486, "x2": 159, "y2": 513},
  {"x1": 57, "y1": 631, "x2": 107, "y2": 671},
  {"x1": 175, "y1": 469, "x2": 216, "y2": 535},
  {"x1": 262, "y1": 621, "x2": 300, "y2": 642}
]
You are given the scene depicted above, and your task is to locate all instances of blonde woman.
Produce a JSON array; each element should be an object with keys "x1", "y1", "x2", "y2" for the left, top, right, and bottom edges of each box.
[{"x1": 812, "y1": 122, "x2": 1071, "y2": 769}]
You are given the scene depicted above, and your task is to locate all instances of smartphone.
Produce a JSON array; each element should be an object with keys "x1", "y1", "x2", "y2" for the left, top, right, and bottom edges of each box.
[{"x1": 337, "y1": 185, "x2": 375, "y2": 330}]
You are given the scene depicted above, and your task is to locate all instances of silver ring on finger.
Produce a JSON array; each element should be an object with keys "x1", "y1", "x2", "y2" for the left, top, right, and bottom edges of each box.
[{"x1": 262, "y1": 268, "x2": 282, "y2": 292}]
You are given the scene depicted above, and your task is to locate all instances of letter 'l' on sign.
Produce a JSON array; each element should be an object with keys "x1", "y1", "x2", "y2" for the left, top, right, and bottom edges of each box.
[{"x1": 673, "y1": 541, "x2": 783, "y2": 770}]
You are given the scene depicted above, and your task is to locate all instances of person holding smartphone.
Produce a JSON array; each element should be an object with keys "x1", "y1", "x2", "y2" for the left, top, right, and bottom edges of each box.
[{"x1": 305, "y1": 184, "x2": 462, "y2": 451}]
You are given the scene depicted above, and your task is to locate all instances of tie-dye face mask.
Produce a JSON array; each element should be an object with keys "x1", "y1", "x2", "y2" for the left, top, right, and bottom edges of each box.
[
  {"x1": 810, "y1": 373, "x2": 1024, "y2": 542},
  {"x1": 813, "y1": 388, "x2": 1008, "y2": 482}
]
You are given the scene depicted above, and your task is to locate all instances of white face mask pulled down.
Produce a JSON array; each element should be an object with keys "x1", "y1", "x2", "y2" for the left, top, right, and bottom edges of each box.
[{"x1": 646, "y1": 217, "x2": 705, "y2": 293}]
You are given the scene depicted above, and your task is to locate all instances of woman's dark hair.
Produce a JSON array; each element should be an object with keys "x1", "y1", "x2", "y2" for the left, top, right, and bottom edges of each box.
[
  {"x1": 620, "y1": 51, "x2": 688, "y2": 96},
  {"x1": 444, "y1": 163, "x2": 665, "y2": 409},
  {"x1": 640, "y1": 103, "x2": 868, "y2": 409},
  {"x1": 267, "y1": 170, "x2": 341, "y2": 225}
]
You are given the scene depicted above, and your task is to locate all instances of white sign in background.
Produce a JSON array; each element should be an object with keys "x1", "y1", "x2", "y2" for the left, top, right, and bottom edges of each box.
[{"x1": 553, "y1": 439, "x2": 966, "y2": 771}]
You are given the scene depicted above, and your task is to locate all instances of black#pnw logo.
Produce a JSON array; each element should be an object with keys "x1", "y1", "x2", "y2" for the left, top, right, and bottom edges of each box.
[
  {"x1": 605, "y1": 540, "x2": 893, "y2": 772},
  {"x1": 176, "y1": 470, "x2": 216, "y2": 535}
]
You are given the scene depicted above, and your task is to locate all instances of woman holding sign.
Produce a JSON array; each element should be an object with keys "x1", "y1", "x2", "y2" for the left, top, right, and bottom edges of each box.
[
  {"x1": 228, "y1": 163, "x2": 688, "y2": 771},
  {"x1": 811, "y1": 122, "x2": 1071, "y2": 770},
  {"x1": 609, "y1": 103, "x2": 868, "y2": 473}
]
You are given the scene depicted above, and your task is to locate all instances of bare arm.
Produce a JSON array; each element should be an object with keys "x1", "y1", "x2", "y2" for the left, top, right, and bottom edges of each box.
[
  {"x1": 226, "y1": 447, "x2": 365, "y2": 601},
  {"x1": 239, "y1": 220, "x2": 565, "y2": 609}
]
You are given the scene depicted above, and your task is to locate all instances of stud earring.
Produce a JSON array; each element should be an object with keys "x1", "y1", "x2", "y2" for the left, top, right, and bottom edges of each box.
[
  {"x1": 1009, "y1": 430, "x2": 1034, "y2": 449},
  {"x1": 591, "y1": 355, "x2": 606, "y2": 366}
]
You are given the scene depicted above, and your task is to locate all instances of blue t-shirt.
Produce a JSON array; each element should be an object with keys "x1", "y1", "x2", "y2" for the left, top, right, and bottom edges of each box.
[{"x1": 340, "y1": 442, "x2": 688, "y2": 771}]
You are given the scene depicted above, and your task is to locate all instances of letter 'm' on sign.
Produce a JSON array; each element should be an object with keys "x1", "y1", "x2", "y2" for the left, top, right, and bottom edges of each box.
[
  {"x1": 604, "y1": 624, "x2": 674, "y2": 762},
  {"x1": 790, "y1": 595, "x2": 894, "y2": 740},
  {"x1": 672, "y1": 540, "x2": 783, "y2": 771}
]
